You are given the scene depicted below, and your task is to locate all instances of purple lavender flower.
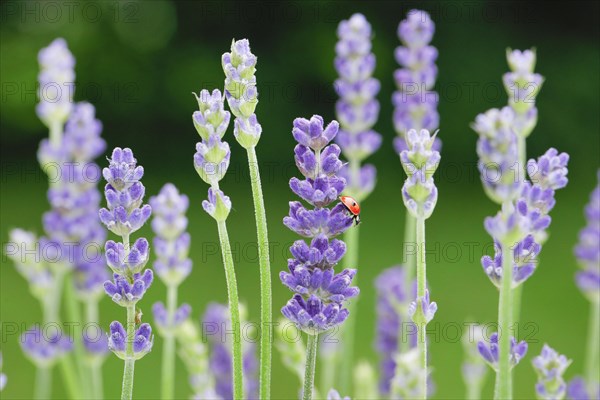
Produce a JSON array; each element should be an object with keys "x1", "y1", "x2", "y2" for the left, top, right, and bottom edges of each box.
[
  {"x1": 203, "y1": 303, "x2": 258, "y2": 399},
  {"x1": 481, "y1": 235, "x2": 541, "y2": 288},
  {"x1": 20, "y1": 327, "x2": 73, "y2": 367},
  {"x1": 327, "y1": 389, "x2": 350, "y2": 400},
  {"x1": 108, "y1": 322, "x2": 153, "y2": 360},
  {"x1": 99, "y1": 148, "x2": 151, "y2": 237},
  {"x1": 574, "y1": 172, "x2": 600, "y2": 302},
  {"x1": 477, "y1": 332, "x2": 528, "y2": 370},
  {"x1": 281, "y1": 115, "x2": 358, "y2": 335},
  {"x1": 374, "y1": 266, "x2": 416, "y2": 394},
  {"x1": 82, "y1": 330, "x2": 109, "y2": 360},
  {"x1": 152, "y1": 302, "x2": 191, "y2": 332},
  {"x1": 408, "y1": 289, "x2": 437, "y2": 324},
  {"x1": 150, "y1": 183, "x2": 192, "y2": 286},
  {"x1": 400, "y1": 129, "x2": 440, "y2": 219},
  {"x1": 334, "y1": 13, "x2": 381, "y2": 201},
  {"x1": 527, "y1": 148, "x2": 569, "y2": 190},
  {"x1": 36, "y1": 38, "x2": 75, "y2": 128},
  {"x1": 192, "y1": 89, "x2": 231, "y2": 140},
  {"x1": 532, "y1": 344, "x2": 571, "y2": 400},
  {"x1": 393, "y1": 10, "x2": 439, "y2": 145},
  {"x1": 472, "y1": 107, "x2": 521, "y2": 204},
  {"x1": 222, "y1": 39, "x2": 258, "y2": 120},
  {"x1": 104, "y1": 271, "x2": 153, "y2": 306},
  {"x1": 567, "y1": 377, "x2": 600, "y2": 400},
  {"x1": 504, "y1": 48, "x2": 544, "y2": 136}
]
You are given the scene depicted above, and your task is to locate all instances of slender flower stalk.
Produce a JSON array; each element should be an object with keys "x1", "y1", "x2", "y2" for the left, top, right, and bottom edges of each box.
[
  {"x1": 391, "y1": 12, "x2": 440, "y2": 381},
  {"x1": 192, "y1": 88, "x2": 244, "y2": 399},
  {"x1": 399, "y1": 129, "x2": 440, "y2": 399},
  {"x1": 100, "y1": 147, "x2": 154, "y2": 400},
  {"x1": 221, "y1": 39, "x2": 273, "y2": 400},
  {"x1": 333, "y1": 13, "x2": 382, "y2": 391},
  {"x1": 569, "y1": 173, "x2": 600, "y2": 397},
  {"x1": 150, "y1": 184, "x2": 193, "y2": 399},
  {"x1": 281, "y1": 115, "x2": 359, "y2": 400}
]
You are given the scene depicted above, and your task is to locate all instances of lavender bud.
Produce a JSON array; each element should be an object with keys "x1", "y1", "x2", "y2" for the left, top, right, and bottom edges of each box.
[
  {"x1": 532, "y1": 344, "x2": 571, "y2": 400},
  {"x1": 408, "y1": 289, "x2": 437, "y2": 325},
  {"x1": 36, "y1": 38, "x2": 75, "y2": 127},
  {"x1": 193, "y1": 135, "x2": 231, "y2": 185},
  {"x1": 202, "y1": 188, "x2": 232, "y2": 222},
  {"x1": 192, "y1": 89, "x2": 231, "y2": 140},
  {"x1": 222, "y1": 39, "x2": 258, "y2": 119},
  {"x1": 104, "y1": 271, "x2": 153, "y2": 306},
  {"x1": 567, "y1": 377, "x2": 600, "y2": 400},
  {"x1": 477, "y1": 332, "x2": 528, "y2": 370},
  {"x1": 233, "y1": 113, "x2": 262, "y2": 149},
  {"x1": 108, "y1": 321, "x2": 153, "y2": 360},
  {"x1": 527, "y1": 148, "x2": 570, "y2": 190},
  {"x1": 20, "y1": 327, "x2": 73, "y2": 367}
]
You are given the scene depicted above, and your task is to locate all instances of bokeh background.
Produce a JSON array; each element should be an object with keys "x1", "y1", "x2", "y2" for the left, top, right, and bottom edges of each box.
[{"x1": 1, "y1": 0, "x2": 599, "y2": 398}]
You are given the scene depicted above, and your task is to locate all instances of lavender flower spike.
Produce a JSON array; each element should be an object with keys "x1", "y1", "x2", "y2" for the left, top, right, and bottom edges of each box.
[
  {"x1": 282, "y1": 115, "x2": 357, "y2": 400},
  {"x1": 477, "y1": 332, "x2": 528, "y2": 371},
  {"x1": 150, "y1": 183, "x2": 194, "y2": 398},
  {"x1": 334, "y1": 13, "x2": 382, "y2": 201},
  {"x1": 532, "y1": 344, "x2": 571, "y2": 400},
  {"x1": 20, "y1": 327, "x2": 73, "y2": 368},
  {"x1": 0, "y1": 352, "x2": 5, "y2": 391},
  {"x1": 504, "y1": 48, "x2": 544, "y2": 137},
  {"x1": 100, "y1": 147, "x2": 153, "y2": 400},
  {"x1": 36, "y1": 38, "x2": 75, "y2": 130},
  {"x1": 574, "y1": 171, "x2": 600, "y2": 302},
  {"x1": 408, "y1": 289, "x2": 437, "y2": 325},
  {"x1": 567, "y1": 377, "x2": 600, "y2": 400},
  {"x1": 393, "y1": 10, "x2": 439, "y2": 149}
]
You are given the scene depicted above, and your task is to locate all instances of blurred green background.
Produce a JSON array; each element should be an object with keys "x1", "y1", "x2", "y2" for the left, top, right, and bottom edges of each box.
[{"x1": 1, "y1": 0, "x2": 599, "y2": 399}]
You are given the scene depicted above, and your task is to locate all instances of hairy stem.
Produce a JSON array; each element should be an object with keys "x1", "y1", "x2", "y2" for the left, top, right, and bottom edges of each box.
[
  {"x1": 585, "y1": 301, "x2": 600, "y2": 392},
  {"x1": 416, "y1": 216, "x2": 427, "y2": 399},
  {"x1": 34, "y1": 366, "x2": 51, "y2": 400},
  {"x1": 121, "y1": 304, "x2": 136, "y2": 400},
  {"x1": 216, "y1": 220, "x2": 244, "y2": 399},
  {"x1": 338, "y1": 225, "x2": 359, "y2": 394},
  {"x1": 246, "y1": 146, "x2": 273, "y2": 400},
  {"x1": 303, "y1": 334, "x2": 319, "y2": 400},
  {"x1": 161, "y1": 284, "x2": 178, "y2": 399},
  {"x1": 495, "y1": 240, "x2": 514, "y2": 399}
]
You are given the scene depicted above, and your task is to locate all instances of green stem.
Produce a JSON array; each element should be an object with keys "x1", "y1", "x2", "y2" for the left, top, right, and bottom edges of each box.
[
  {"x1": 416, "y1": 216, "x2": 427, "y2": 399},
  {"x1": 585, "y1": 301, "x2": 600, "y2": 390},
  {"x1": 246, "y1": 146, "x2": 273, "y2": 400},
  {"x1": 303, "y1": 334, "x2": 319, "y2": 400},
  {"x1": 401, "y1": 214, "x2": 417, "y2": 353},
  {"x1": 320, "y1": 351, "x2": 336, "y2": 396},
  {"x1": 466, "y1": 379, "x2": 484, "y2": 400},
  {"x1": 495, "y1": 239, "x2": 514, "y2": 400},
  {"x1": 338, "y1": 226, "x2": 359, "y2": 394},
  {"x1": 86, "y1": 300, "x2": 104, "y2": 399},
  {"x1": 35, "y1": 366, "x2": 51, "y2": 400},
  {"x1": 161, "y1": 284, "x2": 178, "y2": 399},
  {"x1": 513, "y1": 134, "x2": 526, "y2": 325},
  {"x1": 64, "y1": 277, "x2": 91, "y2": 399},
  {"x1": 216, "y1": 220, "x2": 244, "y2": 399},
  {"x1": 121, "y1": 304, "x2": 136, "y2": 400},
  {"x1": 59, "y1": 356, "x2": 82, "y2": 400}
]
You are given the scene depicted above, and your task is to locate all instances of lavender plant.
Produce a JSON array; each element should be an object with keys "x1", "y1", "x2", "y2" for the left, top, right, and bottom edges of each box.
[
  {"x1": 149, "y1": 183, "x2": 192, "y2": 399},
  {"x1": 532, "y1": 345, "x2": 571, "y2": 399},
  {"x1": 192, "y1": 88, "x2": 244, "y2": 398},
  {"x1": 398, "y1": 128, "x2": 440, "y2": 399},
  {"x1": 5, "y1": 38, "x2": 114, "y2": 400},
  {"x1": 389, "y1": 10, "x2": 440, "y2": 372},
  {"x1": 333, "y1": 13, "x2": 382, "y2": 391},
  {"x1": 281, "y1": 115, "x2": 359, "y2": 400},
  {"x1": 100, "y1": 147, "x2": 154, "y2": 400},
  {"x1": 221, "y1": 39, "x2": 273, "y2": 399},
  {"x1": 568, "y1": 173, "x2": 600, "y2": 399}
]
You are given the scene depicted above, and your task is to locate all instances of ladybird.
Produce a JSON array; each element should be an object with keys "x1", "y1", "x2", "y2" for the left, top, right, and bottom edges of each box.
[{"x1": 339, "y1": 195, "x2": 361, "y2": 225}]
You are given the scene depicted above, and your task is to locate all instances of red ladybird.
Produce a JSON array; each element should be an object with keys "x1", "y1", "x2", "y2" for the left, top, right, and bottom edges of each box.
[{"x1": 339, "y1": 195, "x2": 361, "y2": 225}]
